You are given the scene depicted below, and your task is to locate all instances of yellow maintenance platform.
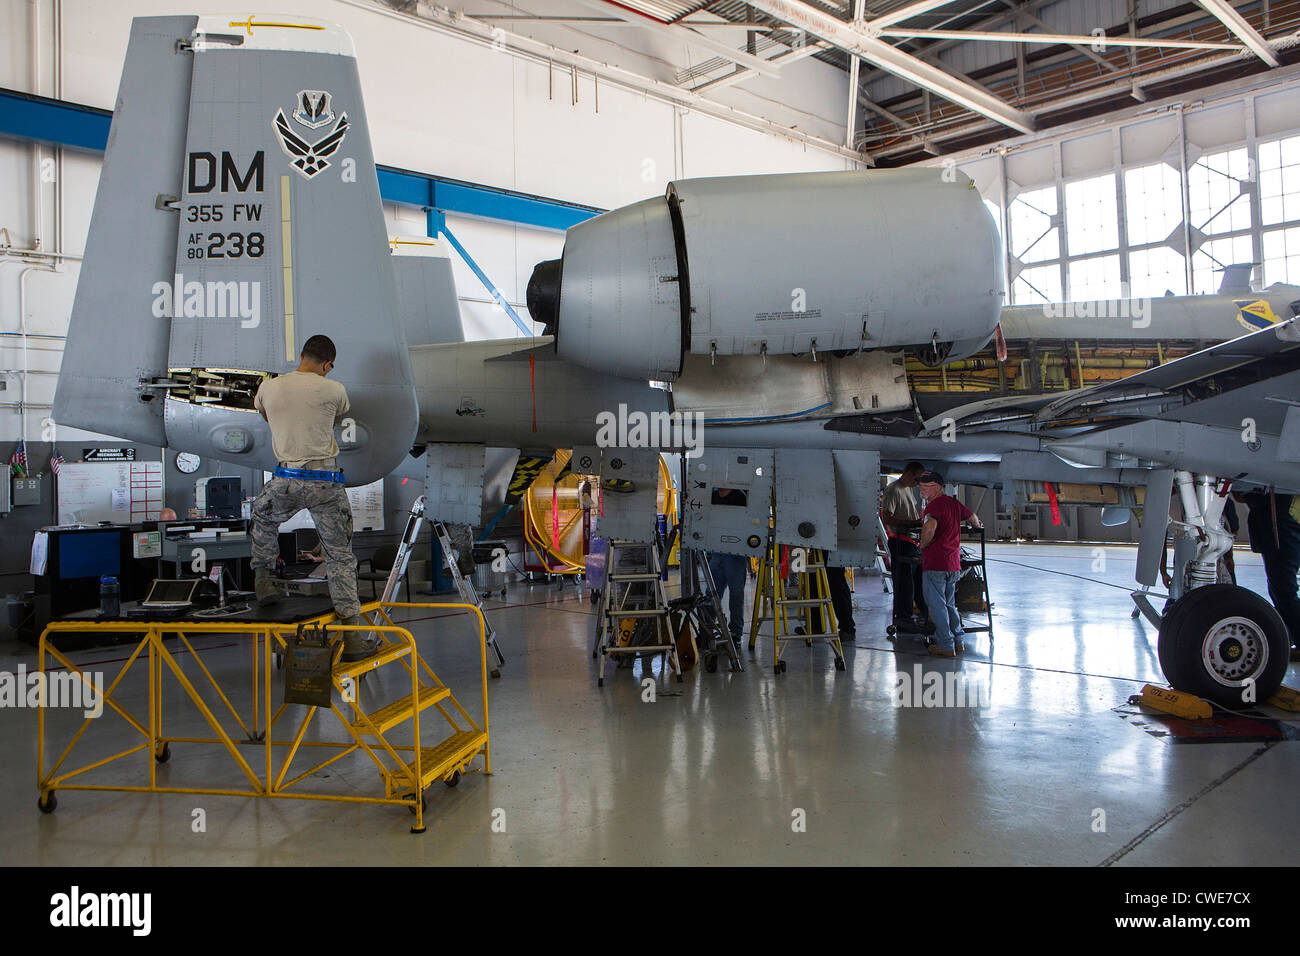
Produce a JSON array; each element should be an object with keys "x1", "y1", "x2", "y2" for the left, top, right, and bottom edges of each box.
[{"x1": 35, "y1": 599, "x2": 490, "y2": 834}]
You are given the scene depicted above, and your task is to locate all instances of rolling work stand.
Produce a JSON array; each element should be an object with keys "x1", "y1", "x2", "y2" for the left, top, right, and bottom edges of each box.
[
  {"x1": 432, "y1": 519, "x2": 506, "y2": 679},
  {"x1": 592, "y1": 539, "x2": 681, "y2": 687},
  {"x1": 35, "y1": 596, "x2": 493, "y2": 834}
]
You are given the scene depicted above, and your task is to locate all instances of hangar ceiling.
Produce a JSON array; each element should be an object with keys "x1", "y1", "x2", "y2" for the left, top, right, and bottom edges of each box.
[{"x1": 379, "y1": 0, "x2": 1300, "y2": 163}]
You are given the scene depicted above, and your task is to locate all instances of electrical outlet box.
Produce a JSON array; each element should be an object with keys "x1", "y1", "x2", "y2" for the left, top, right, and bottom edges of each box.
[{"x1": 12, "y1": 476, "x2": 41, "y2": 506}]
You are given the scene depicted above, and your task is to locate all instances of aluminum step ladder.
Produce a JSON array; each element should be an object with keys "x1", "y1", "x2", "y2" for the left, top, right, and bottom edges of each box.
[
  {"x1": 593, "y1": 539, "x2": 681, "y2": 687},
  {"x1": 876, "y1": 514, "x2": 893, "y2": 593},
  {"x1": 377, "y1": 496, "x2": 426, "y2": 605},
  {"x1": 432, "y1": 519, "x2": 506, "y2": 679}
]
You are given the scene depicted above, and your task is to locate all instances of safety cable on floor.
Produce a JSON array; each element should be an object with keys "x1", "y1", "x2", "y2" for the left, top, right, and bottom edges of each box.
[{"x1": 984, "y1": 556, "x2": 1139, "y2": 593}]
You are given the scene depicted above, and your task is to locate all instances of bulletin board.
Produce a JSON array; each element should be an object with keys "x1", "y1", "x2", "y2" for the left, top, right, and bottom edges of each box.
[{"x1": 56, "y1": 461, "x2": 164, "y2": 525}]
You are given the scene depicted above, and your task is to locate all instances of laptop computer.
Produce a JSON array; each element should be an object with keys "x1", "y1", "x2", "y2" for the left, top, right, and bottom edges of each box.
[{"x1": 141, "y1": 578, "x2": 200, "y2": 609}]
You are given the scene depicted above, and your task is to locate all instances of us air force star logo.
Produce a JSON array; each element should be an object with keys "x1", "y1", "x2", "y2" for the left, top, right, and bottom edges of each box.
[{"x1": 273, "y1": 90, "x2": 349, "y2": 179}]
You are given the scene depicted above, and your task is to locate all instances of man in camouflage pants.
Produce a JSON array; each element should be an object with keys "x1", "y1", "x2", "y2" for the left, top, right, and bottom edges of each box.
[{"x1": 251, "y1": 334, "x2": 374, "y2": 661}]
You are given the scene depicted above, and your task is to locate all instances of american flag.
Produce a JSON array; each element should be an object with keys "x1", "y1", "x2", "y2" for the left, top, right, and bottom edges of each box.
[
  {"x1": 9, "y1": 440, "x2": 27, "y2": 478},
  {"x1": 49, "y1": 446, "x2": 65, "y2": 476}
]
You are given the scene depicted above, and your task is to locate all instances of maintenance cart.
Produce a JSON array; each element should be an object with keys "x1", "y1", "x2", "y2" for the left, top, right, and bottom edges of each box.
[{"x1": 886, "y1": 527, "x2": 994, "y2": 642}]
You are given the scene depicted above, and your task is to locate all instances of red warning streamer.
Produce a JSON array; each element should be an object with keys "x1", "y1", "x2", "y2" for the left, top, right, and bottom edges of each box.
[{"x1": 1045, "y1": 481, "x2": 1062, "y2": 526}]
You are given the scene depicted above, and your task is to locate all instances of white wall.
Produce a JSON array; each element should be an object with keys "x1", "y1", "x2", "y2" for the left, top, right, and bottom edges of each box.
[{"x1": 1, "y1": 0, "x2": 857, "y2": 441}]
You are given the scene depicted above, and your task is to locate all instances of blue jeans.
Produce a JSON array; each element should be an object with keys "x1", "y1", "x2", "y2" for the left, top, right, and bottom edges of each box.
[
  {"x1": 708, "y1": 553, "x2": 749, "y2": 639},
  {"x1": 922, "y1": 570, "x2": 964, "y2": 650}
]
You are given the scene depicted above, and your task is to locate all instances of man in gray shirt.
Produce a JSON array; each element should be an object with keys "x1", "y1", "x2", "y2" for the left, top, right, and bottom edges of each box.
[
  {"x1": 882, "y1": 460, "x2": 929, "y2": 629},
  {"x1": 251, "y1": 334, "x2": 372, "y2": 660}
]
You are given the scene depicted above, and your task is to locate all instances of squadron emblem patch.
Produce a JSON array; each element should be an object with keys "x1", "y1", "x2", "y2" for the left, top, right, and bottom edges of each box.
[{"x1": 272, "y1": 90, "x2": 349, "y2": 180}]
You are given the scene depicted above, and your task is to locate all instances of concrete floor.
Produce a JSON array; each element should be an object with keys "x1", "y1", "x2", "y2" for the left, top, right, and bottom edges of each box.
[{"x1": 2, "y1": 542, "x2": 1296, "y2": 866}]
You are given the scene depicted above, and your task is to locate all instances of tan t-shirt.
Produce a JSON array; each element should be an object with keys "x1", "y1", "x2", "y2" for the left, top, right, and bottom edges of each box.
[
  {"x1": 882, "y1": 479, "x2": 923, "y2": 526},
  {"x1": 253, "y1": 371, "x2": 350, "y2": 467}
]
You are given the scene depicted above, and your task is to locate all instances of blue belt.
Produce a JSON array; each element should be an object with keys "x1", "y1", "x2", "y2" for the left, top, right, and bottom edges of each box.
[{"x1": 274, "y1": 466, "x2": 346, "y2": 483}]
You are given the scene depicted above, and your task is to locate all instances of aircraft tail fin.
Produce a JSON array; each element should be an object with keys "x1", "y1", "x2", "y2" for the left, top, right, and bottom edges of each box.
[
  {"x1": 1218, "y1": 262, "x2": 1256, "y2": 295},
  {"x1": 59, "y1": 15, "x2": 418, "y2": 484}
]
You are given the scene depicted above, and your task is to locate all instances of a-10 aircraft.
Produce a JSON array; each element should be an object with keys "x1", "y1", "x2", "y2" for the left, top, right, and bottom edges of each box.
[{"x1": 54, "y1": 15, "x2": 1300, "y2": 707}]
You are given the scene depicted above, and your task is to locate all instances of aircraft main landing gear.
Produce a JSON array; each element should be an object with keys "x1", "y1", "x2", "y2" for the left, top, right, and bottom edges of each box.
[
  {"x1": 1142, "y1": 472, "x2": 1289, "y2": 708},
  {"x1": 1157, "y1": 583, "x2": 1288, "y2": 708}
]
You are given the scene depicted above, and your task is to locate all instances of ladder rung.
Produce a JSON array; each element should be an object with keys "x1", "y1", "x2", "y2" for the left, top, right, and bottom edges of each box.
[
  {"x1": 608, "y1": 572, "x2": 660, "y2": 581},
  {"x1": 781, "y1": 631, "x2": 841, "y2": 641},
  {"x1": 352, "y1": 684, "x2": 450, "y2": 735},
  {"x1": 778, "y1": 598, "x2": 832, "y2": 608},
  {"x1": 608, "y1": 609, "x2": 667, "y2": 618},
  {"x1": 604, "y1": 644, "x2": 675, "y2": 654}
]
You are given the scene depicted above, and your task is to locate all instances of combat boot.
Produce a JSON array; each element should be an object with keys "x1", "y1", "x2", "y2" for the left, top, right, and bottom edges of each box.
[
  {"x1": 254, "y1": 568, "x2": 281, "y2": 607},
  {"x1": 339, "y1": 615, "x2": 380, "y2": 662}
]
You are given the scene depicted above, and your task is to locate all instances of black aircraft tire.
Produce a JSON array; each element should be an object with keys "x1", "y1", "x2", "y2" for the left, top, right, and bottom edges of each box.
[{"x1": 1157, "y1": 584, "x2": 1289, "y2": 707}]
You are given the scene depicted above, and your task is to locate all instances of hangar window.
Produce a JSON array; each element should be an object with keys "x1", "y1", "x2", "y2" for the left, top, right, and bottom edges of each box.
[
  {"x1": 1067, "y1": 254, "x2": 1121, "y2": 304},
  {"x1": 1189, "y1": 147, "x2": 1253, "y2": 236},
  {"x1": 1258, "y1": 134, "x2": 1300, "y2": 226},
  {"x1": 1064, "y1": 173, "x2": 1119, "y2": 257},
  {"x1": 1192, "y1": 234, "x2": 1256, "y2": 294},
  {"x1": 1128, "y1": 246, "x2": 1188, "y2": 298},
  {"x1": 1259, "y1": 134, "x2": 1300, "y2": 285},
  {"x1": 1262, "y1": 226, "x2": 1300, "y2": 285},
  {"x1": 1124, "y1": 162, "x2": 1188, "y2": 297},
  {"x1": 1008, "y1": 186, "x2": 1060, "y2": 264},
  {"x1": 1011, "y1": 263, "x2": 1062, "y2": 305},
  {"x1": 1008, "y1": 186, "x2": 1062, "y2": 305},
  {"x1": 1124, "y1": 163, "x2": 1183, "y2": 245},
  {"x1": 1188, "y1": 147, "x2": 1254, "y2": 293},
  {"x1": 983, "y1": 198, "x2": 1002, "y2": 230}
]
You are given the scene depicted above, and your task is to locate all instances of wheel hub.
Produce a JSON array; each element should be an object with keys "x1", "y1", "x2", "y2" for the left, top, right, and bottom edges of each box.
[{"x1": 1201, "y1": 616, "x2": 1268, "y2": 686}]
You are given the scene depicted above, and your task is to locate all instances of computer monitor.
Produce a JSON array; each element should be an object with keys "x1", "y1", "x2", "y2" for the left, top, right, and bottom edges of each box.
[{"x1": 57, "y1": 529, "x2": 123, "y2": 579}]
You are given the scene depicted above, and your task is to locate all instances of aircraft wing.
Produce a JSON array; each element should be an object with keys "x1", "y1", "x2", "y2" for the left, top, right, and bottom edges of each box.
[
  {"x1": 1030, "y1": 315, "x2": 1300, "y2": 426},
  {"x1": 924, "y1": 317, "x2": 1300, "y2": 436},
  {"x1": 917, "y1": 317, "x2": 1300, "y2": 490}
]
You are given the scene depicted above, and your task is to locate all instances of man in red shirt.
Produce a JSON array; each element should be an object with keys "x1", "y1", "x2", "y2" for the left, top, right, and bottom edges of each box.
[{"x1": 918, "y1": 471, "x2": 983, "y2": 657}]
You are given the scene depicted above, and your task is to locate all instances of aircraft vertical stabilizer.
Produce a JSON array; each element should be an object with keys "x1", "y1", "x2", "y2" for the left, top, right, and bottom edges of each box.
[{"x1": 158, "y1": 15, "x2": 417, "y2": 484}]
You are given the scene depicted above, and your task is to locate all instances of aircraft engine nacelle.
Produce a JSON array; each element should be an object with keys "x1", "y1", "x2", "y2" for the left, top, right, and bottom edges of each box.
[{"x1": 526, "y1": 169, "x2": 1006, "y2": 381}]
